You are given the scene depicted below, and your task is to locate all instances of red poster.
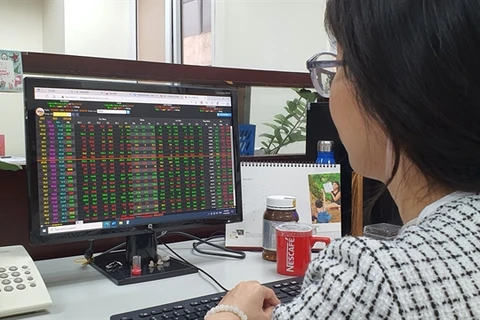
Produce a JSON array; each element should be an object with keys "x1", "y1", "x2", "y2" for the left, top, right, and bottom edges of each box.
[{"x1": 0, "y1": 134, "x2": 5, "y2": 156}]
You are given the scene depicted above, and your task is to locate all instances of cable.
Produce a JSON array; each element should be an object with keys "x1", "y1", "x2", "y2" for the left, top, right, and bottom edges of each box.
[
  {"x1": 94, "y1": 242, "x2": 126, "y2": 259},
  {"x1": 80, "y1": 230, "x2": 243, "y2": 269},
  {"x1": 160, "y1": 241, "x2": 229, "y2": 292},
  {"x1": 80, "y1": 239, "x2": 126, "y2": 266},
  {"x1": 192, "y1": 235, "x2": 233, "y2": 258},
  {"x1": 79, "y1": 240, "x2": 96, "y2": 266},
  {"x1": 78, "y1": 230, "x2": 235, "y2": 291},
  {"x1": 162, "y1": 231, "x2": 246, "y2": 260}
]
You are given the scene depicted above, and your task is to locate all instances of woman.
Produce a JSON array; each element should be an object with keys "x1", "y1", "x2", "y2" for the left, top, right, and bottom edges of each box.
[
  {"x1": 206, "y1": 0, "x2": 480, "y2": 319},
  {"x1": 322, "y1": 182, "x2": 341, "y2": 210},
  {"x1": 330, "y1": 181, "x2": 340, "y2": 206}
]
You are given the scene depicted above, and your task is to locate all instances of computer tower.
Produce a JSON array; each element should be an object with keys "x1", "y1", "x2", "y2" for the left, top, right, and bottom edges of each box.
[
  {"x1": 306, "y1": 102, "x2": 401, "y2": 235},
  {"x1": 306, "y1": 102, "x2": 353, "y2": 235}
]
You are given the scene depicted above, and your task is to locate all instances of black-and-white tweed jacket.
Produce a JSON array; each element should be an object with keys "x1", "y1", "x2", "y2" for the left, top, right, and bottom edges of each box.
[{"x1": 273, "y1": 192, "x2": 480, "y2": 319}]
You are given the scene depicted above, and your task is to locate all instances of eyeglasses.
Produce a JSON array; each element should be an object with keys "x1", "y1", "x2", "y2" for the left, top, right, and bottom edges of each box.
[{"x1": 306, "y1": 52, "x2": 342, "y2": 98}]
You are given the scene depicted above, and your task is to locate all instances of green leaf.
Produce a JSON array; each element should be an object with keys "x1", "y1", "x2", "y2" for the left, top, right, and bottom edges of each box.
[
  {"x1": 259, "y1": 133, "x2": 275, "y2": 140},
  {"x1": 275, "y1": 114, "x2": 294, "y2": 127},
  {"x1": 297, "y1": 89, "x2": 318, "y2": 102},
  {"x1": 289, "y1": 132, "x2": 306, "y2": 142},
  {"x1": 287, "y1": 100, "x2": 297, "y2": 112},
  {"x1": 274, "y1": 117, "x2": 294, "y2": 128},
  {"x1": 0, "y1": 161, "x2": 22, "y2": 171},
  {"x1": 274, "y1": 128, "x2": 283, "y2": 143},
  {"x1": 261, "y1": 141, "x2": 270, "y2": 148},
  {"x1": 292, "y1": 88, "x2": 302, "y2": 95},
  {"x1": 297, "y1": 101, "x2": 307, "y2": 111},
  {"x1": 294, "y1": 109, "x2": 305, "y2": 118},
  {"x1": 274, "y1": 114, "x2": 287, "y2": 122},
  {"x1": 291, "y1": 112, "x2": 302, "y2": 121},
  {"x1": 262, "y1": 123, "x2": 279, "y2": 131},
  {"x1": 293, "y1": 108, "x2": 304, "y2": 118}
]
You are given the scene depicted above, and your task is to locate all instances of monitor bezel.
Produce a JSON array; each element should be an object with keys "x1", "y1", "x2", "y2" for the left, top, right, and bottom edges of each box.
[{"x1": 24, "y1": 77, "x2": 243, "y2": 245}]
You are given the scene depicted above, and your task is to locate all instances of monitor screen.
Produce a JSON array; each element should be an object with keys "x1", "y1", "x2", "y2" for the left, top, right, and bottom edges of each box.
[{"x1": 25, "y1": 78, "x2": 243, "y2": 245}]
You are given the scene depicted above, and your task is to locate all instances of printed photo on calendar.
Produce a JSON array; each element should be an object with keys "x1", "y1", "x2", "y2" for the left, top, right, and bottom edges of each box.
[{"x1": 308, "y1": 173, "x2": 341, "y2": 224}]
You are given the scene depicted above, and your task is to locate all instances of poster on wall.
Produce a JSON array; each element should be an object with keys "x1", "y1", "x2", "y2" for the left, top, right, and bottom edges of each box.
[{"x1": 0, "y1": 50, "x2": 23, "y2": 92}]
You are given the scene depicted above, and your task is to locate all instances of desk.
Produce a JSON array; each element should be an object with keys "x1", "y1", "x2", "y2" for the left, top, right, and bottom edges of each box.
[{"x1": 11, "y1": 241, "x2": 292, "y2": 320}]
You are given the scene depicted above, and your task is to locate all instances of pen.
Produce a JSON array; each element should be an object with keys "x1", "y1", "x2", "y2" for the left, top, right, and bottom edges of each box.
[{"x1": 0, "y1": 156, "x2": 12, "y2": 158}]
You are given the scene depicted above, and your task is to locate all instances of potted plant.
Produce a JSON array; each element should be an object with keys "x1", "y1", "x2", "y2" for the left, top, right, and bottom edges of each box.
[
  {"x1": 0, "y1": 160, "x2": 22, "y2": 171},
  {"x1": 260, "y1": 88, "x2": 319, "y2": 154}
]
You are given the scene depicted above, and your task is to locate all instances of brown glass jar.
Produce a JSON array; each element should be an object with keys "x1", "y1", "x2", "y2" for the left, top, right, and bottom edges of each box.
[{"x1": 262, "y1": 195, "x2": 299, "y2": 261}]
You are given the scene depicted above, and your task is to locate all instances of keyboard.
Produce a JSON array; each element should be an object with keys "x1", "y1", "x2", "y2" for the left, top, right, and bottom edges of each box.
[{"x1": 110, "y1": 277, "x2": 303, "y2": 320}]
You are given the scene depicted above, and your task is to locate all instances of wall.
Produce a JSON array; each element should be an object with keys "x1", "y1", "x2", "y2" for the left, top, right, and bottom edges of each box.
[
  {"x1": 0, "y1": 0, "x2": 44, "y2": 157},
  {"x1": 213, "y1": 0, "x2": 329, "y2": 153},
  {"x1": 0, "y1": 0, "x2": 137, "y2": 157},
  {"x1": 137, "y1": 0, "x2": 166, "y2": 62},
  {"x1": 42, "y1": 0, "x2": 65, "y2": 54},
  {"x1": 63, "y1": 0, "x2": 137, "y2": 59},
  {"x1": 0, "y1": 1, "x2": 44, "y2": 52}
]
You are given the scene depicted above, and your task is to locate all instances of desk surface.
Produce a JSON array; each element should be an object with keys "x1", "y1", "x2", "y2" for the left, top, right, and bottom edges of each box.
[{"x1": 11, "y1": 241, "x2": 293, "y2": 320}]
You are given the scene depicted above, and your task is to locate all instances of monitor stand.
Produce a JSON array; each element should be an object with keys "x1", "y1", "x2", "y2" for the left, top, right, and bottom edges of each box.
[{"x1": 91, "y1": 232, "x2": 197, "y2": 286}]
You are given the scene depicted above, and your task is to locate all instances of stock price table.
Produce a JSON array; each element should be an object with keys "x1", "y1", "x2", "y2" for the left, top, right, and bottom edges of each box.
[{"x1": 37, "y1": 116, "x2": 234, "y2": 226}]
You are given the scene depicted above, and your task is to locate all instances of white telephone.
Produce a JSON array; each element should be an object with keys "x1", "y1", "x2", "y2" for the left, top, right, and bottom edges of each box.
[{"x1": 0, "y1": 245, "x2": 52, "y2": 318}]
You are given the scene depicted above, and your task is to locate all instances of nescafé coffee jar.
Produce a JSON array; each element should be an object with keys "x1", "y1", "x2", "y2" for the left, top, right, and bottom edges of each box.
[{"x1": 262, "y1": 195, "x2": 299, "y2": 261}]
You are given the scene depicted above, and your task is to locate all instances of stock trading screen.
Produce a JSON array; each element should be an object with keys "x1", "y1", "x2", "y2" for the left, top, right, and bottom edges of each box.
[{"x1": 33, "y1": 88, "x2": 236, "y2": 235}]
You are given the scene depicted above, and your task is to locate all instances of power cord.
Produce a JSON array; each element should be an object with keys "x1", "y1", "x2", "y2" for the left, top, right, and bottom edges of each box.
[
  {"x1": 94, "y1": 241, "x2": 126, "y2": 259},
  {"x1": 159, "y1": 240, "x2": 229, "y2": 292},
  {"x1": 81, "y1": 230, "x2": 241, "y2": 263},
  {"x1": 161, "y1": 231, "x2": 246, "y2": 260},
  {"x1": 78, "y1": 240, "x2": 96, "y2": 266},
  {"x1": 79, "y1": 240, "x2": 126, "y2": 266},
  {"x1": 193, "y1": 234, "x2": 235, "y2": 258}
]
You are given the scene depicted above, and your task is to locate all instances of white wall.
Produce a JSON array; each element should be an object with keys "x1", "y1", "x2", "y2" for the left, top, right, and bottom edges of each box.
[
  {"x1": 0, "y1": 0, "x2": 137, "y2": 157},
  {"x1": 0, "y1": 0, "x2": 44, "y2": 52},
  {"x1": 63, "y1": 0, "x2": 137, "y2": 60},
  {"x1": 0, "y1": 0, "x2": 44, "y2": 157},
  {"x1": 213, "y1": 0, "x2": 328, "y2": 154},
  {"x1": 42, "y1": 0, "x2": 65, "y2": 54},
  {"x1": 213, "y1": 0, "x2": 328, "y2": 72}
]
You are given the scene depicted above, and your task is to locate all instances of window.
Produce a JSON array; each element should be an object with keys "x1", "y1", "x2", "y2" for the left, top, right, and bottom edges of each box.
[{"x1": 182, "y1": 0, "x2": 212, "y2": 66}]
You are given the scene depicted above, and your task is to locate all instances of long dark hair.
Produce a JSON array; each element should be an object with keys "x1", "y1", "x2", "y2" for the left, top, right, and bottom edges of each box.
[{"x1": 325, "y1": 0, "x2": 480, "y2": 192}]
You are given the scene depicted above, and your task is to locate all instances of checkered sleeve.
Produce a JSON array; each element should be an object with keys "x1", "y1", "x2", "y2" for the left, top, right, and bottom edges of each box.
[
  {"x1": 272, "y1": 237, "x2": 399, "y2": 319},
  {"x1": 272, "y1": 194, "x2": 480, "y2": 319}
]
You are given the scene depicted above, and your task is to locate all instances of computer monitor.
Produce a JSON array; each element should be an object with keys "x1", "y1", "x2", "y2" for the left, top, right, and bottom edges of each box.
[{"x1": 24, "y1": 77, "x2": 243, "y2": 285}]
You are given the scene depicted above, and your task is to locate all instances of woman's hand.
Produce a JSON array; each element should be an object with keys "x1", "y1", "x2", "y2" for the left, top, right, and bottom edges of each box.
[{"x1": 206, "y1": 281, "x2": 280, "y2": 320}]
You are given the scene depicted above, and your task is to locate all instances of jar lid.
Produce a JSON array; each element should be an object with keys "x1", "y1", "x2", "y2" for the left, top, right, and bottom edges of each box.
[{"x1": 266, "y1": 195, "x2": 296, "y2": 210}]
